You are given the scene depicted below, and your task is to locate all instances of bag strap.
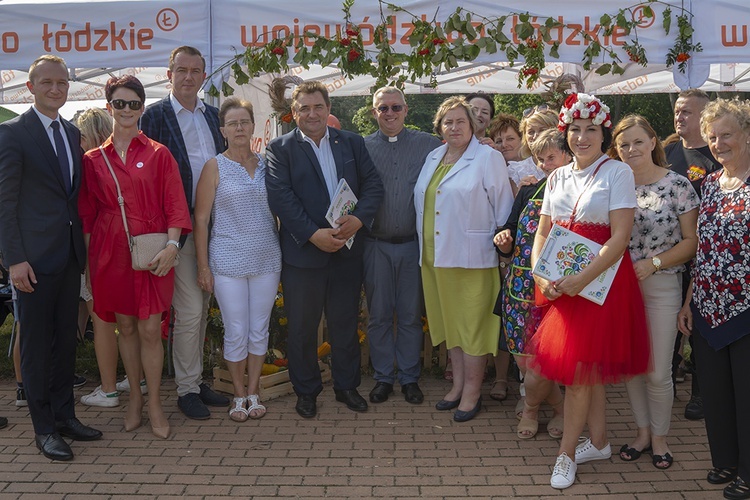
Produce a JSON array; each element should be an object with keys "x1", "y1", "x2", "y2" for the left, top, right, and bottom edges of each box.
[
  {"x1": 569, "y1": 157, "x2": 611, "y2": 225},
  {"x1": 99, "y1": 146, "x2": 133, "y2": 251}
]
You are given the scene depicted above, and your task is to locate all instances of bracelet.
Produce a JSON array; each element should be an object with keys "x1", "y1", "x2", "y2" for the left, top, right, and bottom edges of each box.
[
  {"x1": 497, "y1": 248, "x2": 512, "y2": 258},
  {"x1": 166, "y1": 239, "x2": 180, "y2": 250}
]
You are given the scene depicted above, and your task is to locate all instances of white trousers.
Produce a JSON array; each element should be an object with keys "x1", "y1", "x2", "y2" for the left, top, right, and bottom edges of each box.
[
  {"x1": 213, "y1": 272, "x2": 280, "y2": 362},
  {"x1": 171, "y1": 234, "x2": 210, "y2": 397},
  {"x1": 625, "y1": 272, "x2": 682, "y2": 436}
]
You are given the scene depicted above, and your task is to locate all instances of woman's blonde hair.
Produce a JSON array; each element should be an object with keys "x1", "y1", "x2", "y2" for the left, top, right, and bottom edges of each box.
[
  {"x1": 433, "y1": 96, "x2": 478, "y2": 136},
  {"x1": 75, "y1": 107, "x2": 112, "y2": 151},
  {"x1": 529, "y1": 129, "x2": 567, "y2": 159},
  {"x1": 700, "y1": 97, "x2": 750, "y2": 142},
  {"x1": 519, "y1": 108, "x2": 559, "y2": 158},
  {"x1": 607, "y1": 114, "x2": 668, "y2": 168}
]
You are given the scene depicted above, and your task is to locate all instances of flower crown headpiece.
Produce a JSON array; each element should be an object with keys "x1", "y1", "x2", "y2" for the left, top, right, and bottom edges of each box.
[{"x1": 558, "y1": 93, "x2": 612, "y2": 132}]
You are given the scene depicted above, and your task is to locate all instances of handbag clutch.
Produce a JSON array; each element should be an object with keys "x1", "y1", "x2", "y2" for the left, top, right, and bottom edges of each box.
[{"x1": 99, "y1": 146, "x2": 179, "y2": 271}]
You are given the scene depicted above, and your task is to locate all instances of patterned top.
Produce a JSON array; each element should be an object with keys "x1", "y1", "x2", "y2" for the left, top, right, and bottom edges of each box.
[
  {"x1": 629, "y1": 170, "x2": 699, "y2": 273},
  {"x1": 209, "y1": 153, "x2": 281, "y2": 278},
  {"x1": 692, "y1": 170, "x2": 750, "y2": 329}
]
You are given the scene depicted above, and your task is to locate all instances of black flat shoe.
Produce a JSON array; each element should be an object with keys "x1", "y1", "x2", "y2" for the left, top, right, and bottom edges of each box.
[
  {"x1": 709, "y1": 467, "x2": 739, "y2": 485},
  {"x1": 368, "y1": 382, "x2": 393, "y2": 403},
  {"x1": 401, "y1": 383, "x2": 424, "y2": 405},
  {"x1": 199, "y1": 383, "x2": 230, "y2": 407},
  {"x1": 453, "y1": 398, "x2": 482, "y2": 423},
  {"x1": 724, "y1": 477, "x2": 750, "y2": 500},
  {"x1": 35, "y1": 433, "x2": 73, "y2": 461},
  {"x1": 295, "y1": 395, "x2": 317, "y2": 418},
  {"x1": 334, "y1": 389, "x2": 368, "y2": 412},
  {"x1": 435, "y1": 398, "x2": 460, "y2": 411},
  {"x1": 652, "y1": 452, "x2": 673, "y2": 470},
  {"x1": 619, "y1": 443, "x2": 652, "y2": 461}
]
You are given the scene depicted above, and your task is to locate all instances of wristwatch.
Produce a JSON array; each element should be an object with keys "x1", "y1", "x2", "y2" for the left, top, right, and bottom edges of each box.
[
  {"x1": 166, "y1": 239, "x2": 181, "y2": 250},
  {"x1": 652, "y1": 256, "x2": 662, "y2": 272}
]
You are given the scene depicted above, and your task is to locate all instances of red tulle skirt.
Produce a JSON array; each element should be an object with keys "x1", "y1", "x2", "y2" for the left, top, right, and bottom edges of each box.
[{"x1": 529, "y1": 221, "x2": 651, "y2": 385}]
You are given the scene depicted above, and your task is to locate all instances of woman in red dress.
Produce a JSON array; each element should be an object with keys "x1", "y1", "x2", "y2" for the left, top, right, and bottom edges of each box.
[
  {"x1": 79, "y1": 76, "x2": 191, "y2": 439},
  {"x1": 530, "y1": 94, "x2": 650, "y2": 489}
]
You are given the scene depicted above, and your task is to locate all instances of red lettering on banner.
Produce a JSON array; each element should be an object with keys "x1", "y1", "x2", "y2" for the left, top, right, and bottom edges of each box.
[
  {"x1": 722, "y1": 25, "x2": 748, "y2": 47},
  {"x1": 512, "y1": 16, "x2": 625, "y2": 48},
  {"x1": 2, "y1": 70, "x2": 15, "y2": 83},
  {"x1": 42, "y1": 22, "x2": 154, "y2": 52},
  {"x1": 1, "y1": 32, "x2": 19, "y2": 53}
]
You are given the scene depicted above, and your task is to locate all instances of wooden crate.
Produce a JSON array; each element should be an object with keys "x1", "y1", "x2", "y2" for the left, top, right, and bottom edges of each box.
[{"x1": 213, "y1": 361, "x2": 331, "y2": 401}]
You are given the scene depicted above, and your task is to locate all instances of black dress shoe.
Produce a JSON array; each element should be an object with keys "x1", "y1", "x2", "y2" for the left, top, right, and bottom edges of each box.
[
  {"x1": 55, "y1": 418, "x2": 102, "y2": 441},
  {"x1": 199, "y1": 383, "x2": 230, "y2": 407},
  {"x1": 401, "y1": 383, "x2": 424, "y2": 404},
  {"x1": 435, "y1": 398, "x2": 460, "y2": 411},
  {"x1": 453, "y1": 398, "x2": 482, "y2": 422},
  {"x1": 178, "y1": 393, "x2": 211, "y2": 420},
  {"x1": 709, "y1": 467, "x2": 738, "y2": 485},
  {"x1": 334, "y1": 389, "x2": 368, "y2": 412},
  {"x1": 369, "y1": 382, "x2": 393, "y2": 403},
  {"x1": 295, "y1": 395, "x2": 317, "y2": 418},
  {"x1": 685, "y1": 395, "x2": 704, "y2": 420},
  {"x1": 0, "y1": 416, "x2": 7, "y2": 430},
  {"x1": 35, "y1": 433, "x2": 73, "y2": 461}
]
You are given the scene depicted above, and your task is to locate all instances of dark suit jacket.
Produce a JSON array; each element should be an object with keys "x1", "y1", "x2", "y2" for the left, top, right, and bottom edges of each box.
[
  {"x1": 0, "y1": 109, "x2": 85, "y2": 274},
  {"x1": 139, "y1": 96, "x2": 225, "y2": 209},
  {"x1": 265, "y1": 127, "x2": 384, "y2": 268}
]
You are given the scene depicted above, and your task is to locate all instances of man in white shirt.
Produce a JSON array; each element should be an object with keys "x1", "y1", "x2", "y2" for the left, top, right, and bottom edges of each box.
[{"x1": 140, "y1": 46, "x2": 228, "y2": 420}]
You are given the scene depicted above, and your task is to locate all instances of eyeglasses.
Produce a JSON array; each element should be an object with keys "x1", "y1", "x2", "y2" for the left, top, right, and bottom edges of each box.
[
  {"x1": 522, "y1": 104, "x2": 549, "y2": 118},
  {"x1": 109, "y1": 99, "x2": 143, "y2": 111},
  {"x1": 223, "y1": 119, "x2": 253, "y2": 129},
  {"x1": 375, "y1": 104, "x2": 404, "y2": 114}
]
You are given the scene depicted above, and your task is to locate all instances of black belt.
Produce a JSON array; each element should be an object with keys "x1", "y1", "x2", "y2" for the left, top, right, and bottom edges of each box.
[{"x1": 369, "y1": 235, "x2": 417, "y2": 244}]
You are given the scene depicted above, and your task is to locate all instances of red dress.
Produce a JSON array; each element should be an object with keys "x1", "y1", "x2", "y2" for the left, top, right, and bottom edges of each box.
[{"x1": 79, "y1": 132, "x2": 192, "y2": 322}]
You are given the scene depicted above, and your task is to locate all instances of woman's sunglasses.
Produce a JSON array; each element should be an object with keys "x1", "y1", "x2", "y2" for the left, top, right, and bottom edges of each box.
[
  {"x1": 522, "y1": 104, "x2": 549, "y2": 118},
  {"x1": 109, "y1": 99, "x2": 143, "y2": 111}
]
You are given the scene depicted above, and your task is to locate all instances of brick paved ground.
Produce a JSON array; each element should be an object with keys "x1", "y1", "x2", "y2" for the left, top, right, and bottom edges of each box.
[{"x1": 0, "y1": 375, "x2": 717, "y2": 499}]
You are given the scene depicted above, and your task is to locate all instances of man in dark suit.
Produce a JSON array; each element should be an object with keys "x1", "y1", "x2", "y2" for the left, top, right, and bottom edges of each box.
[
  {"x1": 266, "y1": 81, "x2": 384, "y2": 418},
  {"x1": 140, "y1": 46, "x2": 229, "y2": 420},
  {"x1": 0, "y1": 55, "x2": 102, "y2": 460}
]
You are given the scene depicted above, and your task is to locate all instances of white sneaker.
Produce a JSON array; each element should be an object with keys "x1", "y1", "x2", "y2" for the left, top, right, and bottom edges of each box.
[
  {"x1": 80, "y1": 386, "x2": 120, "y2": 408},
  {"x1": 575, "y1": 437, "x2": 612, "y2": 464},
  {"x1": 550, "y1": 452, "x2": 577, "y2": 489},
  {"x1": 116, "y1": 376, "x2": 148, "y2": 395}
]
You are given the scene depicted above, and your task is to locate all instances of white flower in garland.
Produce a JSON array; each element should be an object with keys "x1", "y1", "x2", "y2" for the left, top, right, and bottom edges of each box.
[{"x1": 557, "y1": 93, "x2": 612, "y2": 132}]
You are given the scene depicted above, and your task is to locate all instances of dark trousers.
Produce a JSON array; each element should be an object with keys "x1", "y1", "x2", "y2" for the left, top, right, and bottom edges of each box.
[
  {"x1": 17, "y1": 255, "x2": 80, "y2": 435},
  {"x1": 692, "y1": 330, "x2": 750, "y2": 482},
  {"x1": 282, "y1": 256, "x2": 363, "y2": 396}
]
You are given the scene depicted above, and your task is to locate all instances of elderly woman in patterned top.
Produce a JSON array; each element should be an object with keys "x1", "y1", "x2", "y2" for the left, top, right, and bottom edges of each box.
[
  {"x1": 194, "y1": 98, "x2": 282, "y2": 422},
  {"x1": 608, "y1": 114, "x2": 699, "y2": 470},
  {"x1": 677, "y1": 98, "x2": 750, "y2": 500}
]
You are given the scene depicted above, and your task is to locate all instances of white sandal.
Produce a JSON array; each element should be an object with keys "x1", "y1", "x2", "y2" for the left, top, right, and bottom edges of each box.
[
  {"x1": 247, "y1": 394, "x2": 266, "y2": 419},
  {"x1": 229, "y1": 397, "x2": 248, "y2": 422}
]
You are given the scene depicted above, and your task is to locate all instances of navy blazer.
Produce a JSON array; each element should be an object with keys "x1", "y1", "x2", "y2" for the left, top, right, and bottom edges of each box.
[
  {"x1": 140, "y1": 96, "x2": 225, "y2": 209},
  {"x1": 265, "y1": 127, "x2": 384, "y2": 268},
  {"x1": 0, "y1": 109, "x2": 86, "y2": 274}
]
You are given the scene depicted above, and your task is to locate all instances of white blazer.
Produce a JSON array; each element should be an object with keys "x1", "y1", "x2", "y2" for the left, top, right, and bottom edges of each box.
[{"x1": 414, "y1": 135, "x2": 513, "y2": 268}]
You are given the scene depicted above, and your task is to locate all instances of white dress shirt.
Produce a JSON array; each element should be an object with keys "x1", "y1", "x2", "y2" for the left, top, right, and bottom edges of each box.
[
  {"x1": 300, "y1": 127, "x2": 338, "y2": 200},
  {"x1": 170, "y1": 93, "x2": 215, "y2": 204},
  {"x1": 32, "y1": 106, "x2": 74, "y2": 183}
]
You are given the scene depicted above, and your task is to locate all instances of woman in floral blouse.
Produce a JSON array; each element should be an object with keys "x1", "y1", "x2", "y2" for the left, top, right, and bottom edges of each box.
[
  {"x1": 609, "y1": 115, "x2": 698, "y2": 470},
  {"x1": 678, "y1": 98, "x2": 750, "y2": 500}
]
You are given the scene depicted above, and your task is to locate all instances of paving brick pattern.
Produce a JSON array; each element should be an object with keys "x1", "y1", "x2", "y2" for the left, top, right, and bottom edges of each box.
[{"x1": 0, "y1": 377, "x2": 716, "y2": 499}]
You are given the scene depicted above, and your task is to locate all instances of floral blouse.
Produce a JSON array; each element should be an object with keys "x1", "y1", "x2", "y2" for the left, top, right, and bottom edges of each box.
[
  {"x1": 693, "y1": 170, "x2": 750, "y2": 328},
  {"x1": 629, "y1": 170, "x2": 699, "y2": 274}
]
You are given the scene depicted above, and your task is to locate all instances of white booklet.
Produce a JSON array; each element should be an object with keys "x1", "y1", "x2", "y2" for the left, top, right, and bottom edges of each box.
[
  {"x1": 325, "y1": 178, "x2": 358, "y2": 249},
  {"x1": 532, "y1": 223, "x2": 622, "y2": 305}
]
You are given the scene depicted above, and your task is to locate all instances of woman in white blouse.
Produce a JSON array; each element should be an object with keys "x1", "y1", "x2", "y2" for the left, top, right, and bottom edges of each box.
[{"x1": 609, "y1": 114, "x2": 698, "y2": 470}]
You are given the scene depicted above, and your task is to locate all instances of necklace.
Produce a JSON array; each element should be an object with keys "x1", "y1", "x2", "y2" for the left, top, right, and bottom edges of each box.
[
  {"x1": 720, "y1": 164, "x2": 750, "y2": 191},
  {"x1": 443, "y1": 147, "x2": 467, "y2": 165}
]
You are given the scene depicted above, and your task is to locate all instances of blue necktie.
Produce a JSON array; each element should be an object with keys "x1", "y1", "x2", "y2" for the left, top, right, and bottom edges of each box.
[{"x1": 51, "y1": 121, "x2": 72, "y2": 194}]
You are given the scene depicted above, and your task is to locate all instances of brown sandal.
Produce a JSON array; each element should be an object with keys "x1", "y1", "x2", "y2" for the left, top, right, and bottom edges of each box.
[
  {"x1": 490, "y1": 379, "x2": 508, "y2": 401},
  {"x1": 517, "y1": 402, "x2": 540, "y2": 439}
]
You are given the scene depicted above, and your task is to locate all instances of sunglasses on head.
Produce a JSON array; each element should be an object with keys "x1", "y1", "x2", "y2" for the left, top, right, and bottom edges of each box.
[
  {"x1": 522, "y1": 104, "x2": 549, "y2": 118},
  {"x1": 376, "y1": 104, "x2": 404, "y2": 113},
  {"x1": 109, "y1": 99, "x2": 143, "y2": 111}
]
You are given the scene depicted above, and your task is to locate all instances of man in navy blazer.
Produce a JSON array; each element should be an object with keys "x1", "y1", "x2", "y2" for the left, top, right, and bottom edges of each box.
[
  {"x1": 266, "y1": 81, "x2": 384, "y2": 418},
  {"x1": 0, "y1": 55, "x2": 102, "y2": 460},
  {"x1": 140, "y1": 46, "x2": 229, "y2": 420}
]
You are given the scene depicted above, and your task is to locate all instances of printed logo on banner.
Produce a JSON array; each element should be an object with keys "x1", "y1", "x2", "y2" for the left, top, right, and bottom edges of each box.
[{"x1": 156, "y1": 8, "x2": 179, "y2": 32}]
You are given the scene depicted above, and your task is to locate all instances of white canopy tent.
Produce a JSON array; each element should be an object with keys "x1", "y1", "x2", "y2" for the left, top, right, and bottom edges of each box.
[{"x1": 2, "y1": 0, "x2": 749, "y2": 144}]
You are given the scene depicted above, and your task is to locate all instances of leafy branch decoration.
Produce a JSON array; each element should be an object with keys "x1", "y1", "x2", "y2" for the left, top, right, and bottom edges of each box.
[{"x1": 208, "y1": 0, "x2": 701, "y2": 98}]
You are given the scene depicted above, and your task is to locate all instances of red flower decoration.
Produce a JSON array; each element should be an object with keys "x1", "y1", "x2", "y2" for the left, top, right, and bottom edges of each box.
[
  {"x1": 271, "y1": 47, "x2": 285, "y2": 56},
  {"x1": 676, "y1": 52, "x2": 690, "y2": 63},
  {"x1": 521, "y1": 67, "x2": 538, "y2": 76},
  {"x1": 432, "y1": 38, "x2": 445, "y2": 46},
  {"x1": 563, "y1": 94, "x2": 579, "y2": 109},
  {"x1": 418, "y1": 48, "x2": 430, "y2": 56},
  {"x1": 281, "y1": 112, "x2": 293, "y2": 123},
  {"x1": 340, "y1": 38, "x2": 351, "y2": 47},
  {"x1": 345, "y1": 28, "x2": 359, "y2": 37},
  {"x1": 347, "y1": 48, "x2": 361, "y2": 62}
]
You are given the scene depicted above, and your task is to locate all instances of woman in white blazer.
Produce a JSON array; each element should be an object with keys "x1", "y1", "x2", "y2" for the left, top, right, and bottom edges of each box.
[{"x1": 414, "y1": 96, "x2": 513, "y2": 422}]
